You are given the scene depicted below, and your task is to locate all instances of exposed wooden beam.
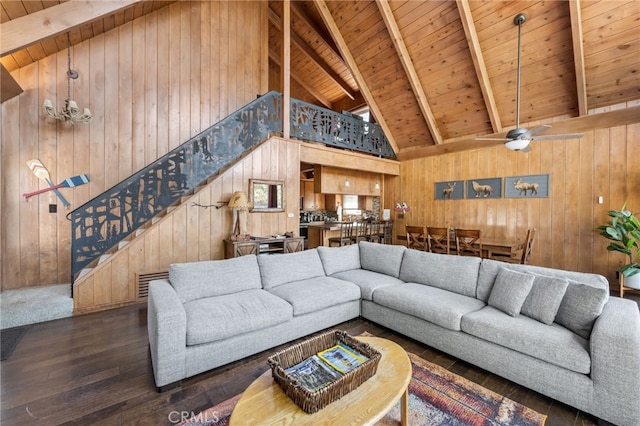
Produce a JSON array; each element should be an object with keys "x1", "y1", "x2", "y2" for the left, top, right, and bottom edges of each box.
[
  {"x1": 569, "y1": 0, "x2": 588, "y2": 116},
  {"x1": 1, "y1": 63, "x2": 23, "y2": 102},
  {"x1": 314, "y1": 0, "x2": 399, "y2": 153},
  {"x1": 282, "y1": 0, "x2": 291, "y2": 139},
  {"x1": 376, "y1": 0, "x2": 443, "y2": 145},
  {"x1": 269, "y1": 50, "x2": 332, "y2": 109},
  {"x1": 300, "y1": 142, "x2": 400, "y2": 176},
  {"x1": 396, "y1": 106, "x2": 640, "y2": 160},
  {"x1": 291, "y1": 3, "x2": 342, "y2": 65},
  {"x1": 456, "y1": 0, "x2": 502, "y2": 133},
  {"x1": 268, "y1": 7, "x2": 356, "y2": 101},
  {"x1": 0, "y1": 0, "x2": 142, "y2": 57}
]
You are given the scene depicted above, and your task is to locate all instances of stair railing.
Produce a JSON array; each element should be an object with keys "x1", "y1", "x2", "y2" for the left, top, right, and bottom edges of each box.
[{"x1": 70, "y1": 91, "x2": 395, "y2": 281}]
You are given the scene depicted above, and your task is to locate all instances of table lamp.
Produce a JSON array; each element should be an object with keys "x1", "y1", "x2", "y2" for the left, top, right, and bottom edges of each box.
[{"x1": 228, "y1": 191, "x2": 252, "y2": 240}]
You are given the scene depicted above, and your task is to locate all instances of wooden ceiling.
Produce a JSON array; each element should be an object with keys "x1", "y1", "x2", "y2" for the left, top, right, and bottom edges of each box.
[{"x1": 2, "y1": 0, "x2": 639, "y2": 159}]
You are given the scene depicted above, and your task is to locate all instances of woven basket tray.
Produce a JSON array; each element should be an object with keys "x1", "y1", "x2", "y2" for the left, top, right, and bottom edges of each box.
[{"x1": 267, "y1": 330, "x2": 381, "y2": 414}]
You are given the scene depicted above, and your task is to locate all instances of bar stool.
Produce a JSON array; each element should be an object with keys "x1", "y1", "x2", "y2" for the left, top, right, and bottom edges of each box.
[{"x1": 328, "y1": 222, "x2": 354, "y2": 247}]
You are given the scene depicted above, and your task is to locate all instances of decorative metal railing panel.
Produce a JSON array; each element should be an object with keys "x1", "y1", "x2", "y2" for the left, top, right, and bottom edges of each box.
[
  {"x1": 70, "y1": 92, "x2": 282, "y2": 278},
  {"x1": 70, "y1": 92, "x2": 395, "y2": 280},
  {"x1": 290, "y1": 98, "x2": 396, "y2": 160}
]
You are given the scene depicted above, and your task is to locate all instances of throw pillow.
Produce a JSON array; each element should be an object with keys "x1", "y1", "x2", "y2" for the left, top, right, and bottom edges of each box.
[
  {"x1": 488, "y1": 268, "x2": 535, "y2": 317},
  {"x1": 521, "y1": 274, "x2": 569, "y2": 325},
  {"x1": 554, "y1": 280, "x2": 608, "y2": 339}
]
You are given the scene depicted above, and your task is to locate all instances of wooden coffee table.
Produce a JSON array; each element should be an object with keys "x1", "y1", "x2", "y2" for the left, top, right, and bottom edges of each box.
[{"x1": 229, "y1": 336, "x2": 412, "y2": 425}]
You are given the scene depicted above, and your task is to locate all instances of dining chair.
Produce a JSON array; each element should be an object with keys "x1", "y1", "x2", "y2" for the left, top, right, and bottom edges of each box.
[
  {"x1": 490, "y1": 228, "x2": 536, "y2": 264},
  {"x1": 328, "y1": 222, "x2": 354, "y2": 247},
  {"x1": 406, "y1": 225, "x2": 428, "y2": 251},
  {"x1": 426, "y1": 226, "x2": 451, "y2": 254},
  {"x1": 455, "y1": 228, "x2": 482, "y2": 257},
  {"x1": 379, "y1": 221, "x2": 394, "y2": 244}
]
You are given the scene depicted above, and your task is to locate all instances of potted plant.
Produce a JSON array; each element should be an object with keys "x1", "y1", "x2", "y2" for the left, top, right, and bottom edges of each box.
[{"x1": 597, "y1": 202, "x2": 640, "y2": 289}]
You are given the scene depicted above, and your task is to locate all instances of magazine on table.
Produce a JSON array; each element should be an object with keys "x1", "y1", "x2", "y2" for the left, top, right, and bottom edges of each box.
[
  {"x1": 317, "y1": 343, "x2": 369, "y2": 374},
  {"x1": 283, "y1": 343, "x2": 369, "y2": 392},
  {"x1": 284, "y1": 355, "x2": 342, "y2": 393}
]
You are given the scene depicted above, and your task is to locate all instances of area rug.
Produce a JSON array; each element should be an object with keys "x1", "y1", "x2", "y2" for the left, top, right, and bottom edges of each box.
[
  {"x1": 179, "y1": 352, "x2": 546, "y2": 426},
  {"x1": 1, "y1": 325, "x2": 31, "y2": 361}
]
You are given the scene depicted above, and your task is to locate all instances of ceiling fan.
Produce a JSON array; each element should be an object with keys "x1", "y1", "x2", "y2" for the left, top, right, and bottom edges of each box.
[{"x1": 477, "y1": 13, "x2": 583, "y2": 152}]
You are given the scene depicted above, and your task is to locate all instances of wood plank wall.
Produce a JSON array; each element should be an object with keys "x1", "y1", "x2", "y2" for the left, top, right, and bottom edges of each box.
[
  {"x1": 0, "y1": 1, "x2": 268, "y2": 291},
  {"x1": 73, "y1": 137, "x2": 301, "y2": 313},
  {"x1": 385, "y1": 115, "x2": 640, "y2": 287}
]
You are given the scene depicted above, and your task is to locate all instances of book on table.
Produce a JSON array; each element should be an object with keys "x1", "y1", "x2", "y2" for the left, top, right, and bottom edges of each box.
[{"x1": 284, "y1": 344, "x2": 369, "y2": 393}]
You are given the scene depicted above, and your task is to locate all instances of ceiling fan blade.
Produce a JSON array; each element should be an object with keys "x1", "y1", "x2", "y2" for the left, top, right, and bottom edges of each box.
[
  {"x1": 520, "y1": 144, "x2": 532, "y2": 153},
  {"x1": 533, "y1": 133, "x2": 583, "y2": 141},
  {"x1": 475, "y1": 137, "x2": 509, "y2": 141},
  {"x1": 520, "y1": 125, "x2": 552, "y2": 139}
]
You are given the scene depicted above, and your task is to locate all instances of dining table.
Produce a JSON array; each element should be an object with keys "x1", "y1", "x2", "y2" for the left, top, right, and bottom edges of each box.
[{"x1": 395, "y1": 233, "x2": 524, "y2": 260}]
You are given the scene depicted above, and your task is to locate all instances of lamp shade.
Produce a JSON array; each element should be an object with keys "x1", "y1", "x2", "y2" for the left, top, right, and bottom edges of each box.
[
  {"x1": 505, "y1": 139, "x2": 530, "y2": 151},
  {"x1": 228, "y1": 191, "x2": 251, "y2": 210}
]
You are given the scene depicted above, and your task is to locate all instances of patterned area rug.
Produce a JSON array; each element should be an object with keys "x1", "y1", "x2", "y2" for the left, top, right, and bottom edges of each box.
[{"x1": 180, "y1": 352, "x2": 546, "y2": 426}]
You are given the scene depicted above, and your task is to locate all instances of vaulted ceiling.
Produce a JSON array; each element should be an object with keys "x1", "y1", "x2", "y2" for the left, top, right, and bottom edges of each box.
[{"x1": 2, "y1": 0, "x2": 639, "y2": 159}]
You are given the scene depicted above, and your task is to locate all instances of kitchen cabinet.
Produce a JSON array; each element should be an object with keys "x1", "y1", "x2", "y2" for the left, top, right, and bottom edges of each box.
[
  {"x1": 301, "y1": 180, "x2": 324, "y2": 210},
  {"x1": 314, "y1": 165, "x2": 382, "y2": 196}
]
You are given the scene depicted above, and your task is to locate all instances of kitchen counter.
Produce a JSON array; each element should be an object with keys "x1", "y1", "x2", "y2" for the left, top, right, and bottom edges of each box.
[{"x1": 307, "y1": 221, "x2": 362, "y2": 248}]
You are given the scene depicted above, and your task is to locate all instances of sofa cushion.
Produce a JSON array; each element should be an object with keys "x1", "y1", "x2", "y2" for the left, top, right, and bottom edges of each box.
[
  {"x1": 331, "y1": 269, "x2": 405, "y2": 300},
  {"x1": 461, "y1": 306, "x2": 591, "y2": 374},
  {"x1": 258, "y1": 249, "x2": 325, "y2": 290},
  {"x1": 169, "y1": 255, "x2": 262, "y2": 303},
  {"x1": 487, "y1": 268, "x2": 534, "y2": 317},
  {"x1": 399, "y1": 249, "x2": 481, "y2": 297},
  {"x1": 359, "y1": 241, "x2": 406, "y2": 278},
  {"x1": 521, "y1": 274, "x2": 569, "y2": 325},
  {"x1": 477, "y1": 258, "x2": 609, "y2": 302},
  {"x1": 267, "y1": 276, "x2": 361, "y2": 316},
  {"x1": 555, "y1": 280, "x2": 609, "y2": 339},
  {"x1": 317, "y1": 244, "x2": 361, "y2": 275},
  {"x1": 183, "y1": 289, "x2": 293, "y2": 345},
  {"x1": 373, "y1": 283, "x2": 486, "y2": 331}
]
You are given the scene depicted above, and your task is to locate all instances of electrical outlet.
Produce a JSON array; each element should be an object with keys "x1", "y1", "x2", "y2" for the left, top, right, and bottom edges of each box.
[
  {"x1": 49, "y1": 204, "x2": 57, "y2": 213},
  {"x1": 287, "y1": 213, "x2": 294, "y2": 218}
]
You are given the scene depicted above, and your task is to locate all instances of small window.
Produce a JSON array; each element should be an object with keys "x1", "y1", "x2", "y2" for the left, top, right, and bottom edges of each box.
[{"x1": 342, "y1": 195, "x2": 361, "y2": 216}]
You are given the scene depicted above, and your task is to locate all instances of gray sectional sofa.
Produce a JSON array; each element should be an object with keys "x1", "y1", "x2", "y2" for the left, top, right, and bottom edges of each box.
[{"x1": 147, "y1": 241, "x2": 640, "y2": 426}]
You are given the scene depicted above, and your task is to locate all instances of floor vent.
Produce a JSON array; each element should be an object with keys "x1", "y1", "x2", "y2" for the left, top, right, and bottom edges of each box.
[{"x1": 136, "y1": 271, "x2": 168, "y2": 300}]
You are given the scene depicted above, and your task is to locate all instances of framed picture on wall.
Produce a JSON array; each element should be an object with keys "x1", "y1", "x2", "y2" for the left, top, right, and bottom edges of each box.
[
  {"x1": 505, "y1": 174, "x2": 549, "y2": 198},
  {"x1": 466, "y1": 178, "x2": 502, "y2": 199},
  {"x1": 434, "y1": 180, "x2": 464, "y2": 200}
]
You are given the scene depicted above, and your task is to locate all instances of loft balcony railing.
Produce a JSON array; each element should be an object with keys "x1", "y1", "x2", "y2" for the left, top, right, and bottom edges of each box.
[{"x1": 70, "y1": 91, "x2": 395, "y2": 280}]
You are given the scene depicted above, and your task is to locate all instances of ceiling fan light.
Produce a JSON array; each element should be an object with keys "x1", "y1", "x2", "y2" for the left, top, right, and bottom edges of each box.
[{"x1": 505, "y1": 139, "x2": 530, "y2": 151}]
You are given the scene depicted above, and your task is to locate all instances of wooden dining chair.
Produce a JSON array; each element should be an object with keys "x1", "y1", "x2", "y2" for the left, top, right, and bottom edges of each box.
[
  {"x1": 379, "y1": 221, "x2": 394, "y2": 244},
  {"x1": 491, "y1": 228, "x2": 536, "y2": 264},
  {"x1": 328, "y1": 222, "x2": 354, "y2": 247},
  {"x1": 455, "y1": 228, "x2": 482, "y2": 257},
  {"x1": 426, "y1": 226, "x2": 451, "y2": 254},
  {"x1": 406, "y1": 225, "x2": 428, "y2": 251}
]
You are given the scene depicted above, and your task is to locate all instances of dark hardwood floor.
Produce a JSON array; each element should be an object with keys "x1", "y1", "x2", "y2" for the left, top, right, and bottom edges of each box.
[{"x1": 1, "y1": 304, "x2": 599, "y2": 425}]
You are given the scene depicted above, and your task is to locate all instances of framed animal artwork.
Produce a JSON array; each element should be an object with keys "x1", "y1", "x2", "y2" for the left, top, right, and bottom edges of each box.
[
  {"x1": 434, "y1": 180, "x2": 464, "y2": 200},
  {"x1": 505, "y1": 174, "x2": 549, "y2": 198},
  {"x1": 465, "y1": 178, "x2": 502, "y2": 199}
]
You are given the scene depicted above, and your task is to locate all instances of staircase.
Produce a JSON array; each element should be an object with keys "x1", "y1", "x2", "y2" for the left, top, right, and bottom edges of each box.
[{"x1": 71, "y1": 92, "x2": 395, "y2": 313}]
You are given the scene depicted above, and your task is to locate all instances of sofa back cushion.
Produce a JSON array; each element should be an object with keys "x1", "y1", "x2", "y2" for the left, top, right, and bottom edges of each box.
[
  {"x1": 477, "y1": 259, "x2": 608, "y2": 302},
  {"x1": 169, "y1": 255, "x2": 262, "y2": 303},
  {"x1": 317, "y1": 244, "x2": 361, "y2": 275},
  {"x1": 359, "y1": 241, "x2": 406, "y2": 278},
  {"x1": 477, "y1": 259, "x2": 609, "y2": 338},
  {"x1": 399, "y1": 250, "x2": 480, "y2": 297},
  {"x1": 258, "y1": 249, "x2": 326, "y2": 290}
]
